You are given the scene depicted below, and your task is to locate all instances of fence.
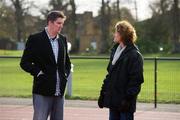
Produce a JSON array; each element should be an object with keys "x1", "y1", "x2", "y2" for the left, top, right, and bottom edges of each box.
[{"x1": 0, "y1": 56, "x2": 180, "y2": 108}]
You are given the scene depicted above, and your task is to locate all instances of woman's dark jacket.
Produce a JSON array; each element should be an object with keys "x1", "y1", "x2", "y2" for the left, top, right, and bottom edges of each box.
[{"x1": 98, "y1": 43, "x2": 144, "y2": 112}]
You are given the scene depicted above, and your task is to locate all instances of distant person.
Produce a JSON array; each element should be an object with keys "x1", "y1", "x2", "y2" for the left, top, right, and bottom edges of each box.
[
  {"x1": 20, "y1": 11, "x2": 71, "y2": 120},
  {"x1": 98, "y1": 20, "x2": 144, "y2": 120}
]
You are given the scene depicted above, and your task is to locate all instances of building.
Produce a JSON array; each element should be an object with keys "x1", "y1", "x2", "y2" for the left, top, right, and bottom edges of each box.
[{"x1": 76, "y1": 12, "x2": 101, "y2": 53}]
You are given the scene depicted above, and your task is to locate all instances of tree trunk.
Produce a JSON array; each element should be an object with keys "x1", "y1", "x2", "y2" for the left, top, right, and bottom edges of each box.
[
  {"x1": 69, "y1": 0, "x2": 77, "y2": 52},
  {"x1": 117, "y1": 0, "x2": 121, "y2": 19},
  {"x1": 100, "y1": 0, "x2": 111, "y2": 53},
  {"x1": 172, "y1": 0, "x2": 180, "y2": 53},
  {"x1": 11, "y1": 0, "x2": 25, "y2": 42},
  {"x1": 134, "y1": 0, "x2": 138, "y2": 21}
]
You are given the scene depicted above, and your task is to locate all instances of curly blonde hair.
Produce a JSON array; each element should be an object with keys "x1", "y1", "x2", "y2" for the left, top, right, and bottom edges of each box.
[{"x1": 115, "y1": 20, "x2": 137, "y2": 45}]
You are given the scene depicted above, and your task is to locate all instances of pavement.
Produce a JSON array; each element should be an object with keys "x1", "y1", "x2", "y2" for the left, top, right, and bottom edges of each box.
[{"x1": 0, "y1": 97, "x2": 180, "y2": 120}]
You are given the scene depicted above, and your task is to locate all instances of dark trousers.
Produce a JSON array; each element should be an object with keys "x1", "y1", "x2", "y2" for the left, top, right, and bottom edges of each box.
[{"x1": 109, "y1": 109, "x2": 134, "y2": 120}]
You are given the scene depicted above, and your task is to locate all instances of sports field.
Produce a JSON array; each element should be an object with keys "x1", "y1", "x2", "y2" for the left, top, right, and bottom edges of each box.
[{"x1": 0, "y1": 57, "x2": 180, "y2": 103}]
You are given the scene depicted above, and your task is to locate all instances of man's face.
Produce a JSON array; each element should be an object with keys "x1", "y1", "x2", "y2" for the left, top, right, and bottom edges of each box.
[{"x1": 49, "y1": 17, "x2": 65, "y2": 34}]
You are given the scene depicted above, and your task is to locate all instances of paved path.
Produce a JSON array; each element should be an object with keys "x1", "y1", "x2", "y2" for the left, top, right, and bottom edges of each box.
[{"x1": 0, "y1": 98, "x2": 180, "y2": 120}]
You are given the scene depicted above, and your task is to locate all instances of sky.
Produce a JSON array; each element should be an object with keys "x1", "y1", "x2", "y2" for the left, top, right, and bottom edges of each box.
[{"x1": 29, "y1": 0, "x2": 155, "y2": 21}]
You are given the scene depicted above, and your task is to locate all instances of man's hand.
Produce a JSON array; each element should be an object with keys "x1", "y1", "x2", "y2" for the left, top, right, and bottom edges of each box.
[{"x1": 37, "y1": 70, "x2": 44, "y2": 77}]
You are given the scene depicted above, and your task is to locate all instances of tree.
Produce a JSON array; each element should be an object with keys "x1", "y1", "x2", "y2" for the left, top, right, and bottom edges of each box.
[
  {"x1": 135, "y1": 0, "x2": 172, "y2": 53},
  {"x1": 0, "y1": 1, "x2": 16, "y2": 40},
  {"x1": 117, "y1": 0, "x2": 121, "y2": 19},
  {"x1": 134, "y1": 0, "x2": 138, "y2": 21},
  {"x1": 67, "y1": 0, "x2": 77, "y2": 52},
  {"x1": 135, "y1": 0, "x2": 180, "y2": 53},
  {"x1": 150, "y1": 0, "x2": 180, "y2": 53},
  {"x1": 10, "y1": 0, "x2": 25, "y2": 42},
  {"x1": 172, "y1": 0, "x2": 180, "y2": 53},
  {"x1": 49, "y1": 0, "x2": 69, "y2": 12},
  {"x1": 10, "y1": 0, "x2": 36, "y2": 42},
  {"x1": 124, "y1": 0, "x2": 138, "y2": 21},
  {"x1": 149, "y1": 0, "x2": 173, "y2": 16},
  {"x1": 99, "y1": 0, "x2": 111, "y2": 53}
]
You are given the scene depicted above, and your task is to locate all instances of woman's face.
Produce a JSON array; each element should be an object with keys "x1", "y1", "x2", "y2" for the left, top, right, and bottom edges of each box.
[{"x1": 113, "y1": 31, "x2": 122, "y2": 43}]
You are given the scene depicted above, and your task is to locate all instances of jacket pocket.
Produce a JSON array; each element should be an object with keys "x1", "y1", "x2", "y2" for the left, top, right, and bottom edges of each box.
[{"x1": 36, "y1": 74, "x2": 49, "y2": 88}]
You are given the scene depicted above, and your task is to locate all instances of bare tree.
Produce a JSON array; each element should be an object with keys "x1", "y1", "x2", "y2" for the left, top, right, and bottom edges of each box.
[
  {"x1": 172, "y1": 0, "x2": 180, "y2": 53},
  {"x1": 100, "y1": 0, "x2": 111, "y2": 53},
  {"x1": 10, "y1": 0, "x2": 33, "y2": 41},
  {"x1": 160, "y1": 0, "x2": 170, "y2": 14},
  {"x1": 150, "y1": 0, "x2": 173, "y2": 16},
  {"x1": 117, "y1": 0, "x2": 121, "y2": 19},
  {"x1": 67, "y1": 0, "x2": 77, "y2": 52},
  {"x1": 1, "y1": 0, "x2": 38, "y2": 42},
  {"x1": 0, "y1": 0, "x2": 5, "y2": 19},
  {"x1": 10, "y1": 0, "x2": 25, "y2": 42},
  {"x1": 49, "y1": 0, "x2": 69, "y2": 11},
  {"x1": 148, "y1": 0, "x2": 180, "y2": 53},
  {"x1": 0, "y1": 0, "x2": 3, "y2": 5},
  {"x1": 134, "y1": 0, "x2": 138, "y2": 21},
  {"x1": 0, "y1": 1, "x2": 16, "y2": 39}
]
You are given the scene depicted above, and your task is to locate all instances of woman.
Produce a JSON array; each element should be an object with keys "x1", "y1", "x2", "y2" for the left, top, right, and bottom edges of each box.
[{"x1": 98, "y1": 20, "x2": 144, "y2": 120}]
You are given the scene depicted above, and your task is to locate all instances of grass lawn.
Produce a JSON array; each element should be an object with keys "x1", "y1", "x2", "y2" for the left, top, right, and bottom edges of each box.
[
  {"x1": 1, "y1": 49, "x2": 180, "y2": 57},
  {"x1": 0, "y1": 50, "x2": 23, "y2": 56},
  {"x1": 0, "y1": 57, "x2": 180, "y2": 103}
]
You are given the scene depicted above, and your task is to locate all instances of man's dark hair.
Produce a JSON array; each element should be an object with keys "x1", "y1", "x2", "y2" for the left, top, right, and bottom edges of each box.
[{"x1": 47, "y1": 11, "x2": 66, "y2": 24}]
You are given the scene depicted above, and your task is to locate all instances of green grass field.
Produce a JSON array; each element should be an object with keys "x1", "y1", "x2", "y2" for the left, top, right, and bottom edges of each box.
[
  {"x1": 1, "y1": 49, "x2": 180, "y2": 57},
  {"x1": 0, "y1": 50, "x2": 23, "y2": 56},
  {"x1": 0, "y1": 57, "x2": 180, "y2": 103}
]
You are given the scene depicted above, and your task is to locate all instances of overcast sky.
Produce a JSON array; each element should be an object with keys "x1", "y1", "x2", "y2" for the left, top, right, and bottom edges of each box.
[{"x1": 28, "y1": 0, "x2": 155, "y2": 21}]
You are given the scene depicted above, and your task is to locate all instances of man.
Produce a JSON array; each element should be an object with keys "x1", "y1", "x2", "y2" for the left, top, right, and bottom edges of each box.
[{"x1": 20, "y1": 11, "x2": 71, "y2": 120}]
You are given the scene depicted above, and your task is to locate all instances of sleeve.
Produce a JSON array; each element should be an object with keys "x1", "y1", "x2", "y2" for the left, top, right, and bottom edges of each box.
[
  {"x1": 125, "y1": 51, "x2": 144, "y2": 100},
  {"x1": 98, "y1": 60, "x2": 111, "y2": 108},
  {"x1": 20, "y1": 35, "x2": 40, "y2": 76},
  {"x1": 100, "y1": 62, "x2": 110, "y2": 93},
  {"x1": 98, "y1": 48, "x2": 115, "y2": 108}
]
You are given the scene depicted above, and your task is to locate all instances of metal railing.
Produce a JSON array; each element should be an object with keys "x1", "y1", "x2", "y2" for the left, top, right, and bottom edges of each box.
[{"x1": 0, "y1": 56, "x2": 180, "y2": 108}]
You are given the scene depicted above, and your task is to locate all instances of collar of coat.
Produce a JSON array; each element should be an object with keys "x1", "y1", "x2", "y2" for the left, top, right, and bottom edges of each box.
[{"x1": 110, "y1": 43, "x2": 140, "y2": 65}]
